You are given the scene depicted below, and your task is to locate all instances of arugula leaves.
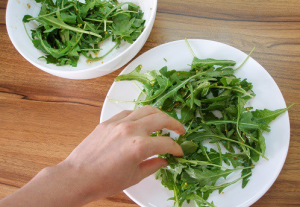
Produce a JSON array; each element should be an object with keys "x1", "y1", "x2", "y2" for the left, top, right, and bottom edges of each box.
[
  {"x1": 113, "y1": 43, "x2": 293, "y2": 206},
  {"x1": 23, "y1": 0, "x2": 145, "y2": 66}
]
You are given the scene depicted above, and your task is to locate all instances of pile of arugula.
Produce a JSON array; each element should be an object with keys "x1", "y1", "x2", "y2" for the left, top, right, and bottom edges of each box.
[
  {"x1": 113, "y1": 40, "x2": 293, "y2": 207},
  {"x1": 23, "y1": 0, "x2": 145, "y2": 66}
]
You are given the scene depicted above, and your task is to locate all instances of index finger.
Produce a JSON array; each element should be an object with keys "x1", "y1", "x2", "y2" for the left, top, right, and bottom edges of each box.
[
  {"x1": 136, "y1": 111, "x2": 185, "y2": 135},
  {"x1": 124, "y1": 105, "x2": 160, "y2": 121}
]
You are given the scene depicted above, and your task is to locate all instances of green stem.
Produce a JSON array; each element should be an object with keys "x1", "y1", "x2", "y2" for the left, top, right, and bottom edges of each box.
[
  {"x1": 105, "y1": 2, "x2": 133, "y2": 18},
  {"x1": 185, "y1": 81, "x2": 210, "y2": 100},
  {"x1": 185, "y1": 125, "x2": 203, "y2": 137},
  {"x1": 236, "y1": 97, "x2": 251, "y2": 159},
  {"x1": 111, "y1": 10, "x2": 139, "y2": 17},
  {"x1": 209, "y1": 153, "x2": 246, "y2": 162},
  {"x1": 201, "y1": 172, "x2": 252, "y2": 192},
  {"x1": 173, "y1": 185, "x2": 180, "y2": 207},
  {"x1": 235, "y1": 47, "x2": 256, "y2": 71},
  {"x1": 175, "y1": 158, "x2": 227, "y2": 169},
  {"x1": 84, "y1": 18, "x2": 113, "y2": 23},
  {"x1": 152, "y1": 72, "x2": 207, "y2": 108},
  {"x1": 201, "y1": 134, "x2": 269, "y2": 160},
  {"x1": 185, "y1": 38, "x2": 196, "y2": 57},
  {"x1": 236, "y1": 97, "x2": 246, "y2": 143},
  {"x1": 133, "y1": 81, "x2": 147, "y2": 95},
  {"x1": 185, "y1": 119, "x2": 195, "y2": 134},
  {"x1": 23, "y1": 22, "x2": 32, "y2": 41},
  {"x1": 134, "y1": 92, "x2": 143, "y2": 110},
  {"x1": 216, "y1": 142, "x2": 223, "y2": 165},
  {"x1": 28, "y1": 4, "x2": 74, "y2": 21},
  {"x1": 201, "y1": 145, "x2": 212, "y2": 162},
  {"x1": 56, "y1": 7, "x2": 63, "y2": 22},
  {"x1": 80, "y1": 48, "x2": 102, "y2": 51},
  {"x1": 211, "y1": 86, "x2": 254, "y2": 98},
  {"x1": 84, "y1": 21, "x2": 98, "y2": 33},
  {"x1": 36, "y1": 31, "x2": 54, "y2": 56},
  {"x1": 67, "y1": 24, "x2": 86, "y2": 54},
  {"x1": 83, "y1": 43, "x2": 118, "y2": 61},
  {"x1": 191, "y1": 194, "x2": 216, "y2": 207},
  {"x1": 40, "y1": 16, "x2": 102, "y2": 38}
]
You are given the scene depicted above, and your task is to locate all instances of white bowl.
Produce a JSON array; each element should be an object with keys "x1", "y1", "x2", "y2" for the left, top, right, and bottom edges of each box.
[{"x1": 6, "y1": 0, "x2": 157, "y2": 79}]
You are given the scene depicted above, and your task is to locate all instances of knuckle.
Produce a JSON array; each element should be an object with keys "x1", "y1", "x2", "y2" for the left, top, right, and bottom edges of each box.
[
  {"x1": 121, "y1": 110, "x2": 132, "y2": 115},
  {"x1": 118, "y1": 122, "x2": 134, "y2": 135},
  {"x1": 160, "y1": 112, "x2": 169, "y2": 119},
  {"x1": 143, "y1": 105, "x2": 158, "y2": 113}
]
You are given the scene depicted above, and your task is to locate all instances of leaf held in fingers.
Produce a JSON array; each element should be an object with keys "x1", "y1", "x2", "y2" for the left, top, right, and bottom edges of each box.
[{"x1": 180, "y1": 141, "x2": 198, "y2": 155}]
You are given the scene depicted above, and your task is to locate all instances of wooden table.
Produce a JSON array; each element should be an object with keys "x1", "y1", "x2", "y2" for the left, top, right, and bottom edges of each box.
[{"x1": 1, "y1": 0, "x2": 299, "y2": 206}]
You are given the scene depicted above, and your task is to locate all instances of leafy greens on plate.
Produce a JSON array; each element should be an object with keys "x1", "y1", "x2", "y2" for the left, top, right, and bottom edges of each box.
[
  {"x1": 112, "y1": 40, "x2": 293, "y2": 207},
  {"x1": 23, "y1": 0, "x2": 145, "y2": 66}
]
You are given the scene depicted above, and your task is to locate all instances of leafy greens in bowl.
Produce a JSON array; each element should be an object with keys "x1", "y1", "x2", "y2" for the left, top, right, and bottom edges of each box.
[
  {"x1": 23, "y1": 0, "x2": 145, "y2": 67},
  {"x1": 6, "y1": 0, "x2": 157, "y2": 79}
]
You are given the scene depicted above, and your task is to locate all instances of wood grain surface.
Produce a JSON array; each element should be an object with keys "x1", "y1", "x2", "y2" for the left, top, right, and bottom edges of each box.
[{"x1": 0, "y1": 0, "x2": 300, "y2": 206}]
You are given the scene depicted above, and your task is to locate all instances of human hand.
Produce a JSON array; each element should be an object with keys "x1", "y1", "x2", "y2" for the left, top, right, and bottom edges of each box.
[{"x1": 61, "y1": 105, "x2": 185, "y2": 204}]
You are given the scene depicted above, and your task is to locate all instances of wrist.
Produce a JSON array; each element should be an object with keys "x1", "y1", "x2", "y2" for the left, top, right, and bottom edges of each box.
[
  {"x1": 40, "y1": 161, "x2": 94, "y2": 207},
  {"x1": 0, "y1": 161, "x2": 94, "y2": 207}
]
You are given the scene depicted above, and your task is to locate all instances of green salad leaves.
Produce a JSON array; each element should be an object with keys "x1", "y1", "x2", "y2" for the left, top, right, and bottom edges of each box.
[
  {"x1": 23, "y1": 0, "x2": 145, "y2": 66},
  {"x1": 113, "y1": 42, "x2": 293, "y2": 207}
]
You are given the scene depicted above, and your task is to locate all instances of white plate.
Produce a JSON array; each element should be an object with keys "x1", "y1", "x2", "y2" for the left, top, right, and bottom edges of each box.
[
  {"x1": 100, "y1": 39, "x2": 290, "y2": 207},
  {"x1": 6, "y1": 0, "x2": 157, "y2": 79}
]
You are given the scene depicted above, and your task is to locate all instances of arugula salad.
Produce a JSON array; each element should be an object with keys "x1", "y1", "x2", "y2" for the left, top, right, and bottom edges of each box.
[
  {"x1": 23, "y1": 0, "x2": 145, "y2": 66},
  {"x1": 113, "y1": 40, "x2": 293, "y2": 207}
]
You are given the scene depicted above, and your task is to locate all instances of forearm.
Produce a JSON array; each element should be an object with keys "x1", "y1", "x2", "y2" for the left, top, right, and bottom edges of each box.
[
  {"x1": 0, "y1": 107, "x2": 184, "y2": 207},
  {"x1": 0, "y1": 163, "x2": 91, "y2": 207}
]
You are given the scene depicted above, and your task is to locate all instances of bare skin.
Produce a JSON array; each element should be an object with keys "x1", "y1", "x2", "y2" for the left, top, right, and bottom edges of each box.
[{"x1": 0, "y1": 106, "x2": 185, "y2": 207}]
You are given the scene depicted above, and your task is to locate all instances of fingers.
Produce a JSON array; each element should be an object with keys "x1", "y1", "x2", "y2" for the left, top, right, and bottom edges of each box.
[
  {"x1": 138, "y1": 136, "x2": 184, "y2": 161},
  {"x1": 136, "y1": 112, "x2": 185, "y2": 135},
  {"x1": 107, "y1": 106, "x2": 185, "y2": 135},
  {"x1": 103, "y1": 110, "x2": 132, "y2": 124},
  {"x1": 124, "y1": 105, "x2": 159, "y2": 121},
  {"x1": 138, "y1": 158, "x2": 168, "y2": 181}
]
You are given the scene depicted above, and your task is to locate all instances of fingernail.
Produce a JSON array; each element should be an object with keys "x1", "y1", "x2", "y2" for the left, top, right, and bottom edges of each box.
[
  {"x1": 179, "y1": 129, "x2": 186, "y2": 135},
  {"x1": 176, "y1": 129, "x2": 185, "y2": 135},
  {"x1": 162, "y1": 163, "x2": 168, "y2": 168},
  {"x1": 161, "y1": 160, "x2": 168, "y2": 168}
]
